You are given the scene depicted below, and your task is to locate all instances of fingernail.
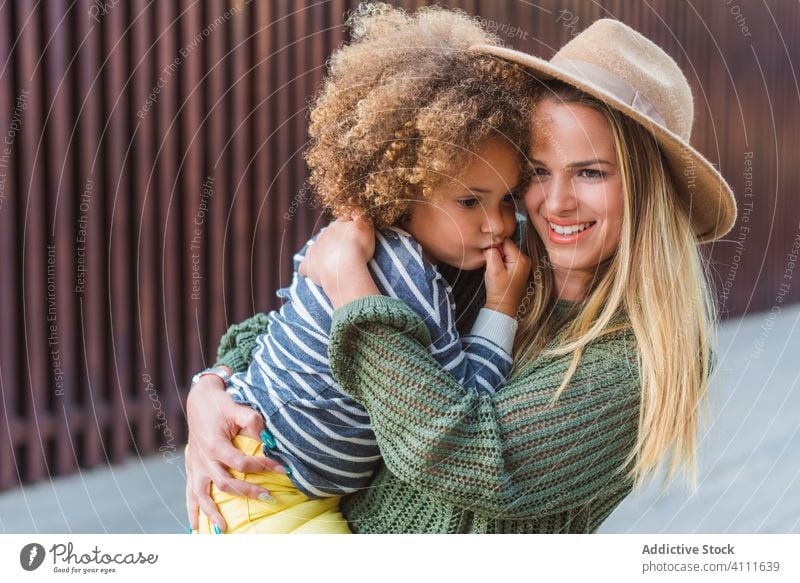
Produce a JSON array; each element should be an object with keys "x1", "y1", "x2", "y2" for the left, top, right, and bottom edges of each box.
[
  {"x1": 258, "y1": 492, "x2": 277, "y2": 504},
  {"x1": 283, "y1": 466, "x2": 292, "y2": 476},
  {"x1": 260, "y1": 430, "x2": 276, "y2": 449},
  {"x1": 213, "y1": 524, "x2": 222, "y2": 535},
  {"x1": 188, "y1": 524, "x2": 193, "y2": 534}
]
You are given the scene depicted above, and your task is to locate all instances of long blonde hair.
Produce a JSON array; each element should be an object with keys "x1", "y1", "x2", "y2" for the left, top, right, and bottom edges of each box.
[{"x1": 513, "y1": 82, "x2": 717, "y2": 491}]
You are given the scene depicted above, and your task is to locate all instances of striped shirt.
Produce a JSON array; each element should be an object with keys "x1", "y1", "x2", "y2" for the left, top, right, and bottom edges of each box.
[{"x1": 227, "y1": 226, "x2": 516, "y2": 498}]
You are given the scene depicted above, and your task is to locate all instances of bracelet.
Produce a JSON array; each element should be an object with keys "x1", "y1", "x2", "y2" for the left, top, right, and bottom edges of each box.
[{"x1": 190, "y1": 366, "x2": 232, "y2": 389}]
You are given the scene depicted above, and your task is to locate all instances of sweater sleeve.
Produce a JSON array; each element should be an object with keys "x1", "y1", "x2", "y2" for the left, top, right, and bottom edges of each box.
[
  {"x1": 214, "y1": 312, "x2": 271, "y2": 374},
  {"x1": 372, "y1": 230, "x2": 513, "y2": 394},
  {"x1": 328, "y1": 296, "x2": 641, "y2": 520}
]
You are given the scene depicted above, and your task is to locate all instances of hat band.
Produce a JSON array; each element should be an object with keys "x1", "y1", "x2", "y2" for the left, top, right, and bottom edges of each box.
[{"x1": 549, "y1": 57, "x2": 667, "y2": 128}]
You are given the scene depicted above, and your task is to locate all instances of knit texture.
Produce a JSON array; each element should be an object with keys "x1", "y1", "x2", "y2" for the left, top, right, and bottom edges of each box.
[
  {"x1": 216, "y1": 265, "x2": 642, "y2": 533},
  {"x1": 216, "y1": 312, "x2": 272, "y2": 373}
]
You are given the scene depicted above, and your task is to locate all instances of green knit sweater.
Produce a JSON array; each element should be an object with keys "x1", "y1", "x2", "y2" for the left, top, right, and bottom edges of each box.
[{"x1": 216, "y1": 266, "x2": 642, "y2": 533}]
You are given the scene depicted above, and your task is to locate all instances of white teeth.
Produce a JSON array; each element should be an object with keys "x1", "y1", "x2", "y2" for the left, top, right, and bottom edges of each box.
[{"x1": 549, "y1": 221, "x2": 594, "y2": 235}]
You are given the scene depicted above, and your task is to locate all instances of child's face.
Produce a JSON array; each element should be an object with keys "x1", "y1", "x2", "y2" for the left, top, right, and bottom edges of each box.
[
  {"x1": 404, "y1": 138, "x2": 521, "y2": 271},
  {"x1": 523, "y1": 99, "x2": 624, "y2": 291}
]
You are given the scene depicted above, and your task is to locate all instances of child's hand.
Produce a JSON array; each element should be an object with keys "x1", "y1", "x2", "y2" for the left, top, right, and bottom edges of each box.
[{"x1": 483, "y1": 238, "x2": 532, "y2": 318}]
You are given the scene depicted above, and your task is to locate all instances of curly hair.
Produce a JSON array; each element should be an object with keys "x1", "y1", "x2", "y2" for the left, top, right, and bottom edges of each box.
[{"x1": 305, "y1": 3, "x2": 535, "y2": 229}]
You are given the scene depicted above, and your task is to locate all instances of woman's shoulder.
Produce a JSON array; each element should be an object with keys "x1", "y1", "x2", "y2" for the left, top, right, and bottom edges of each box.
[
  {"x1": 582, "y1": 324, "x2": 640, "y2": 383},
  {"x1": 570, "y1": 307, "x2": 639, "y2": 376},
  {"x1": 511, "y1": 315, "x2": 640, "y2": 396}
]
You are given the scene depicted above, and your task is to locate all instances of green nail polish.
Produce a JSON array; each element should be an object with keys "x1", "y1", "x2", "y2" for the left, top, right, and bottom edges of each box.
[
  {"x1": 213, "y1": 524, "x2": 222, "y2": 534},
  {"x1": 188, "y1": 525, "x2": 193, "y2": 534},
  {"x1": 260, "y1": 430, "x2": 276, "y2": 449},
  {"x1": 258, "y1": 492, "x2": 277, "y2": 504}
]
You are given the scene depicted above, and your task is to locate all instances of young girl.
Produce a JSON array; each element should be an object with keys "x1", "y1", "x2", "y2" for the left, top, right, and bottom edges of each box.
[{"x1": 189, "y1": 4, "x2": 534, "y2": 533}]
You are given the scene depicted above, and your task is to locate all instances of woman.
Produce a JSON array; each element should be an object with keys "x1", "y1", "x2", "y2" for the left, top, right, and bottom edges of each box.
[{"x1": 185, "y1": 17, "x2": 736, "y2": 533}]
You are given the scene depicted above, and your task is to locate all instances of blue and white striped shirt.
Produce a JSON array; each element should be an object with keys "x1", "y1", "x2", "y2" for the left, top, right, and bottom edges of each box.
[{"x1": 227, "y1": 227, "x2": 516, "y2": 498}]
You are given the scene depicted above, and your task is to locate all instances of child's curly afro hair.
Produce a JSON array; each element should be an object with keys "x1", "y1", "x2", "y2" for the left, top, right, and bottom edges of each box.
[{"x1": 305, "y1": 3, "x2": 535, "y2": 229}]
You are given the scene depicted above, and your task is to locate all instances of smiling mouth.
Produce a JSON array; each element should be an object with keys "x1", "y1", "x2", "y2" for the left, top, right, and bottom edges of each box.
[{"x1": 548, "y1": 221, "x2": 596, "y2": 236}]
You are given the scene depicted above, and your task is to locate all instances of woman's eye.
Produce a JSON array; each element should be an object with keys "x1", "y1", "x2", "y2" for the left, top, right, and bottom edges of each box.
[
  {"x1": 457, "y1": 198, "x2": 481, "y2": 209},
  {"x1": 502, "y1": 192, "x2": 518, "y2": 204},
  {"x1": 579, "y1": 168, "x2": 605, "y2": 179},
  {"x1": 530, "y1": 167, "x2": 549, "y2": 179}
]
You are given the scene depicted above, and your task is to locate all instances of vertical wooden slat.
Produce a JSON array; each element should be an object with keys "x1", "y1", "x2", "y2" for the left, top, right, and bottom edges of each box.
[
  {"x1": 45, "y1": 0, "x2": 78, "y2": 476},
  {"x1": 131, "y1": 0, "x2": 158, "y2": 456},
  {"x1": 75, "y1": 0, "x2": 106, "y2": 469},
  {"x1": 0, "y1": 0, "x2": 20, "y2": 489},
  {"x1": 291, "y1": 2, "x2": 310, "y2": 245},
  {"x1": 205, "y1": 0, "x2": 231, "y2": 354},
  {"x1": 17, "y1": 1, "x2": 50, "y2": 484},
  {"x1": 302, "y1": 0, "x2": 327, "y2": 239},
  {"x1": 253, "y1": 0, "x2": 275, "y2": 313},
  {"x1": 772, "y1": 4, "x2": 800, "y2": 314},
  {"x1": 701, "y1": 0, "x2": 743, "y2": 316},
  {"x1": 328, "y1": 0, "x2": 347, "y2": 48},
  {"x1": 180, "y1": 0, "x2": 204, "y2": 387},
  {"x1": 765, "y1": 5, "x2": 788, "y2": 312},
  {"x1": 709, "y1": 1, "x2": 769, "y2": 316},
  {"x1": 155, "y1": 0, "x2": 182, "y2": 446},
  {"x1": 106, "y1": 0, "x2": 132, "y2": 462},
  {"x1": 231, "y1": 0, "x2": 253, "y2": 324},
  {"x1": 272, "y1": 0, "x2": 293, "y2": 295}
]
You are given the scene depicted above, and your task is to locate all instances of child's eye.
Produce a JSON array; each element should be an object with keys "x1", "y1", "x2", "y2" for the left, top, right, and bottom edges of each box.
[
  {"x1": 457, "y1": 198, "x2": 481, "y2": 209},
  {"x1": 530, "y1": 167, "x2": 549, "y2": 179},
  {"x1": 578, "y1": 168, "x2": 605, "y2": 179},
  {"x1": 502, "y1": 192, "x2": 519, "y2": 204}
]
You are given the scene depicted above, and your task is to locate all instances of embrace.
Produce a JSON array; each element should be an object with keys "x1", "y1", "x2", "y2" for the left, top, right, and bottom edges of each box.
[{"x1": 184, "y1": 4, "x2": 736, "y2": 534}]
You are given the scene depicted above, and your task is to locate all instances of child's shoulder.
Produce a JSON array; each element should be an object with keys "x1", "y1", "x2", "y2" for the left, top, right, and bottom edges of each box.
[
  {"x1": 377, "y1": 225, "x2": 416, "y2": 245},
  {"x1": 372, "y1": 227, "x2": 456, "y2": 311},
  {"x1": 374, "y1": 226, "x2": 429, "y2": 266}
]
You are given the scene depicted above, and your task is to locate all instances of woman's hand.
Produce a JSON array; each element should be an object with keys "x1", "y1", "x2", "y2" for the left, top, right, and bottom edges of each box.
[
  {"x1": 185, "y1": 374, "x2": 283, "y2": 532},
  {"x1": 299, "y1": 216, "x2": 380, "y2": 308},
  {"x1": 482, "y1": 238, "x2": 532, "y2": 318}
]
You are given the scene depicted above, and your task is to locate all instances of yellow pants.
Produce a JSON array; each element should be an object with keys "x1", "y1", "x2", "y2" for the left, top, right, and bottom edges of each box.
[{"x1": 195, "y1": 435, "x2": 351, "y2": 534}]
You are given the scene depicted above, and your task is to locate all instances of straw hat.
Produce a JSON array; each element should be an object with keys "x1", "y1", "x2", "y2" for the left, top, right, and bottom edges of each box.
[{"x1": 472, "y1": 19, "x2": 736, "y2": 243}]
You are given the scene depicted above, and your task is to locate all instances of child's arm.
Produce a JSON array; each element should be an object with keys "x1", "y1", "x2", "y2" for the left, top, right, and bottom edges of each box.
[
  {"x1": 454, "y1": 237, "x2": 532, "y2": 390},
  {"x1": 300, "y1": 221, "x2": 530, "y2": 393},
  {"x1": 370, "y1": 231, "x2": 528, "y2": 394}
]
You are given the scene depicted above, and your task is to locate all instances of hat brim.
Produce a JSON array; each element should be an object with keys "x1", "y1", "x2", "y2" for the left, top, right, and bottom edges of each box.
[{"x1": 471, "y1": 44, "x2": 737, "y2": 243}]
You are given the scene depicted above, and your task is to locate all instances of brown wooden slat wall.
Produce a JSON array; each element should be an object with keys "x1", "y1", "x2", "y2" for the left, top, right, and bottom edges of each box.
[{"x1": 0, "y1": 0, "x2": 797, "y2": 490}]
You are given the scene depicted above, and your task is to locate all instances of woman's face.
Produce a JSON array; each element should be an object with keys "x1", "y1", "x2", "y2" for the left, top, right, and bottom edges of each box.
[{"x1": 523, "y1": 98, "x2": 625, "y2": 299}]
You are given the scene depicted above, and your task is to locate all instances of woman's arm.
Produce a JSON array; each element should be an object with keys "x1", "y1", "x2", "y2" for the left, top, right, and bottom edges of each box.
[
  {"x1": 185, "y1": 313, "x2": 280, "y2": 533},
  {"x1": 328, "y1": 297, "x2": 641, "y2": 520},
  {"x1": 214, "y1": 312, "x2": 271, "y2": 372},
  {"x1": 186, "y1": 218, "x2": 379, "y2": 531}
]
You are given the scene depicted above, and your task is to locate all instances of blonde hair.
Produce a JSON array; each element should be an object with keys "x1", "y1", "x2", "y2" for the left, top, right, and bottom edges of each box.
[
  {"x1": 513, "y1": 82, "x2": 717, "y2": 491},
  {"x1": 305, "y1": 3, "x2": 534, "y2": 229}
]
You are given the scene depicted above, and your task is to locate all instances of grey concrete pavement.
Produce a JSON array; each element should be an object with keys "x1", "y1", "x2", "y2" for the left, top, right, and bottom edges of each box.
[
  {"x1": 1, "y1": 304, "x2": 798, "y2": 533},
  {"x1": 600, "y1": 302, "x2": 800, "y2": 533},
  {"x1": 0, "y1": 452, "x2": 187, "y2": 534}
]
